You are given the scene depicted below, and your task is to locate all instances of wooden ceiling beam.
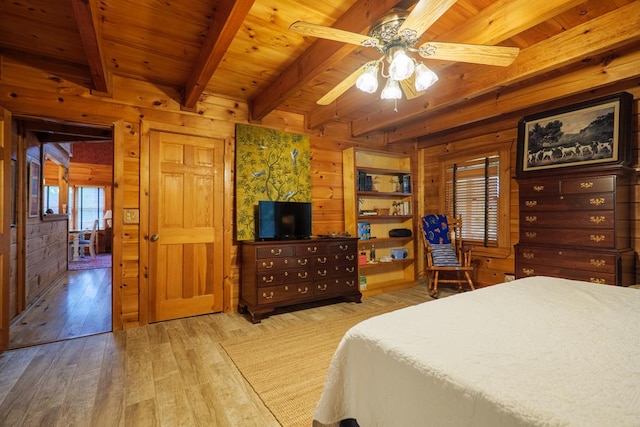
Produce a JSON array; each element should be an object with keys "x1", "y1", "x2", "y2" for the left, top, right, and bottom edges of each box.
[
  {"x1": 21, "y1": 120, "x2": 112, "y2": 139},
  {"x1": 248, "y1": 0, "x2": 415, "y2": 122},
  {"x1": 408, "y1": 47, "x2": 640, "y2": 144},
  {"x1": 308, "y1": 0, "x2": 586, "y2": 130},
  {"x1": 183, "y1": 0, "x2": 256, "y2": 109},
  {"x1": 70, "y1": 0, "x2": 111, "y2": 94},
  {"x1": 353, "y1": 0, "x2": 640, "y2": 138}
]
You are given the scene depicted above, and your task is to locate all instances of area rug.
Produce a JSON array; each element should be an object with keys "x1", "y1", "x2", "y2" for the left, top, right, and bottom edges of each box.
[
  {"x1": 68, "y1": 253, "x2": 112, "y2": 271},
  {"x1": 220, "y1": 303, "x2": 407, "y2": 427}
]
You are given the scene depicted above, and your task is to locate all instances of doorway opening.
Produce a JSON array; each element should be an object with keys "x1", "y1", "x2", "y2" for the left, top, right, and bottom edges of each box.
[{"x1": 9, "y1": 118, "x2": 114, "y2": 349}]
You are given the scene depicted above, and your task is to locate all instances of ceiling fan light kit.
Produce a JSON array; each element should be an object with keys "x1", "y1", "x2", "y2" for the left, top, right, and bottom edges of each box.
[{"x1": 289, "y1": 0, "x2": 519, "y2": 106}]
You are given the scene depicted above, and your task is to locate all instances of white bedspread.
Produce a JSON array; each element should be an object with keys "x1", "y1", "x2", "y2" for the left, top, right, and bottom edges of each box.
[{"x1": 313, "y1": 276, "x2": 640, "y2": 426}]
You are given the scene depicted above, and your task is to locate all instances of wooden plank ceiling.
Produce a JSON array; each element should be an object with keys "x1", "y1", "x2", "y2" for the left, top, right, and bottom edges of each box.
[{"x1": 0, "y1": 0, "x2": 638, "y2": 141}]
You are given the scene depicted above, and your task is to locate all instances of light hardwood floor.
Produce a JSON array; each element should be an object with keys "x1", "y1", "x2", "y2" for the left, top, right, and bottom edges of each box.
[
  {"x1": 0, "y1": 284, "x2": 440, "y2": 426},
  {"x1": 9, "y1": 267, "x2": 112, "y2": 349}
]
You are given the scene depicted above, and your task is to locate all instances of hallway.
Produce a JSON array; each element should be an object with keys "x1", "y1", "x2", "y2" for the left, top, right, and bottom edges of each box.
[{"x1": 9, "y1": 266, "x2": 112, "y2": 349}]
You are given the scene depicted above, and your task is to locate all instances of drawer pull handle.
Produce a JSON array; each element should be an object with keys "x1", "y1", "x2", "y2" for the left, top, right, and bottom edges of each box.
[
  {"x1": 270, "y1": 248, "x2": 282, "y2": 256},
  {"x1": 339, "y1": 244, "x2": 349, "y2": 251},
  {"x1": 533, "y1": 185, "x2": 544, "y2": 192},
  {"x1": 590, "y1": 197, "x2": 605, "y2": 206},
  {"x1": 590, "y1": 215, "x2": 606, "y2": 224},
  {"x1": 346, "y1": 267, "x2": 355, "y2": 273},
  {"x1": 318, "y1": 270, "x2": 327, "y2": 277},
  {"x1": 346, "y1": 280, "x2": 356, "y2": 287},
  {"x1": 525, "y1": 215, "x2": 537, "y2": 223},
  {"x1": 262, "y1": 275, "x2": 274, "y2": 283},
  {"x1": 346, "y1": 254, "x2": 355, "y2": 261},
  {"x1": 590, "y1": 235, "x2": 606, "y2": 243},
  {"x1": 317, "y1": 284, "x2": 327, "y2": 291},
  {"x1": 317, "y1": 257, "x2": 327, "y2": 264},
  {"x1": 580, "y1": 182, "x2": 594, "y2": 189},
  {"x1": 522, "y1": 268, "x2": 534, "y2": 276},
  {"x1": 297, "y1": 259, "x2": 308, "y2": 265},
  {"x1": 298, "y1": 286, "x2": 309, "y2": 294},
  {"x1": 590, "y1": 259, "x2": 606, "y2": 268},
  {"x1": 523, "y1": 252, "x2": 534, "y2": 259},
  {"x1": 262, "y1": 291, "x2": 274, "y2": 300},
  {"x1": 297, "y1": 272, "x2": 308, "y2": 279},
  {"x1": 590, "y1": 278, "x2": 606, "y2": 284},
  {"x1": 284, "y1": 286, "x2": 289, "y2": 291},
  {"x1": 307, "y1": 246, "x2": 318, "y2": 253},
  {"x1": 262, "y1": 261, "x2": 274, "y2": 269},
  {"x1": 525, "y1": 200, "x2": 537, "y2": 207},
  {"x1": 525, "y1": 231, "x2": 537, "y2": 239}
]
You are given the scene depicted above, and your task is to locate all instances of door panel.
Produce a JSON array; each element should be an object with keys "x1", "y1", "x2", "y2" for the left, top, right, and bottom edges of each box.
[
  {"x1": 0, "y1": 108, "x2": 11, "y2": 351},
  {"x1": 149, "y1": 130, "x2": 224, "y2": 322}
]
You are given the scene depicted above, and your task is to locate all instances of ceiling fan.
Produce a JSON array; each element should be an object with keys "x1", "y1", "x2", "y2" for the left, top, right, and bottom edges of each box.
[{"x1": 289, "y1": 0, "x2": 520, "y2": 106}]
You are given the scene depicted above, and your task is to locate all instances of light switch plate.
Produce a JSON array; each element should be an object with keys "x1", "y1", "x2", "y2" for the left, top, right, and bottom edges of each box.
[{"x1": 123, "y1": 208, "x2": 139, "y2": 224}]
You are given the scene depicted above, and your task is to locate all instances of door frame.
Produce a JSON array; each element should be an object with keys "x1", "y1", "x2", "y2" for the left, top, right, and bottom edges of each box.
[
  {"x1": 0, "y1": 107, "x2": 11, "y2": 351},
  {"x1": 140, "y1": 120, "x2": 232, "y2": 325}
]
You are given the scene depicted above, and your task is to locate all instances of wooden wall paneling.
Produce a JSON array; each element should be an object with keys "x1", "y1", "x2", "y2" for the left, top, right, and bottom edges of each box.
[{"x1": 68, "y1": 162, "x2": 113, "y2": 186}]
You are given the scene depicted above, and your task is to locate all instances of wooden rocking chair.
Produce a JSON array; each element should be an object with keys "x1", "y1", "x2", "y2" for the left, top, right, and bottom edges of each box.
[{"x1": 421, "y1": 214, "x2": 475, "y2": 298}]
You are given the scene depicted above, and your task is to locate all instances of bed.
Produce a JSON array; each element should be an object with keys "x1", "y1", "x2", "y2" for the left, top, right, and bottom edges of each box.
[{"x1": 313, "y1": 276, "x2": 640, "y2": 426}]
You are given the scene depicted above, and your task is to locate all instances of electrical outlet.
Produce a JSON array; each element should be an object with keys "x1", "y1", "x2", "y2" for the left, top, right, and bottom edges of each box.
[{"x1": 123, "y1": 208, "x2": 139, "y2": 224}]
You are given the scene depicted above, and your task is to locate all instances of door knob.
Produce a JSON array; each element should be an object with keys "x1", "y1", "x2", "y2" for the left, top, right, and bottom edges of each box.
[{"x1": 150, "y1": 234, "x2": 159, "y2": 242}]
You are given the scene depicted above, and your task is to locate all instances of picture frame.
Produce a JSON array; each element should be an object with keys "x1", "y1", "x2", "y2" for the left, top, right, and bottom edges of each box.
[
  {"x1": 28, "y1": 160, "x2": 40, "y2": 218},
  {"x1": 516, "y1": 92, "x2": 632, "y2": 176}
]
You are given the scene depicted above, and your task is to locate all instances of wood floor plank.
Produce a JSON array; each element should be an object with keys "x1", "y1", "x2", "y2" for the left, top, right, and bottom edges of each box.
[{"x1": 0, "y1": 282, "x2": 445, "y2": 426}]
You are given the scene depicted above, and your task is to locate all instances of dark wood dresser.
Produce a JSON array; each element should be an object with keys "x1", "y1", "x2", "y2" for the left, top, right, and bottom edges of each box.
[
  {"x1": 239, "y1": 238, "x2": 361, "y2": 323},
  {"x1": 515, "y1": 169, "x2": 635, "y2": 285}
]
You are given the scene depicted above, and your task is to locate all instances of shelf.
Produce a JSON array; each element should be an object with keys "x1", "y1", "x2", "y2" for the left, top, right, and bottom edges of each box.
[
  {"x1": 357, "y1": 191, "x2": 411, "y2": 197},
  {"x1": 358, "y1": 215, "x2": 412, "y2": 220},
  {"x1": 358, "y1": 237, "x2": 412, "y2": 245},
  {"x1": 359, "y1": 258, "x2": 414, "y2": 269},
  {"x1": 344, "y1": 147, "x2": 417, "y2": 294}
]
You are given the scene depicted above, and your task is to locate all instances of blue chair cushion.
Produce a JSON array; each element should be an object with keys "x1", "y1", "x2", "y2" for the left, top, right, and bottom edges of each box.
[
  {"x1": 430, "y1": 243, "x2": 460, "y2": 267},
  {"x1": 422, "y1": 214, "x2": 452, "y2": 244}
]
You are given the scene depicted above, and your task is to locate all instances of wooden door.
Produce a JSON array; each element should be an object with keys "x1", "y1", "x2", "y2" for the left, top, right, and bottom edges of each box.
[
  {"x1": 0, "y1": 108, "x2": 11, "y2": 351},
  {"x1": 148, "y1": 128, "x2": 224, "y2": 322}
]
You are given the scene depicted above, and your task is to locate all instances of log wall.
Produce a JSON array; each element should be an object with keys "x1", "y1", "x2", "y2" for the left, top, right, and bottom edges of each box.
[{"x1": 1, "y1": 50, "x2": 638, "y2": 329}]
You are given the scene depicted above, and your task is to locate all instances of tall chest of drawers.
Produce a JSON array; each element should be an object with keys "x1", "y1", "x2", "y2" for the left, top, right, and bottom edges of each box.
[
  {"x1": 239, "y1": 238, "x2": 361, "y2": 323},
  {"x1": 515, "y1": 170, "x2": 634, "y2": 286}
]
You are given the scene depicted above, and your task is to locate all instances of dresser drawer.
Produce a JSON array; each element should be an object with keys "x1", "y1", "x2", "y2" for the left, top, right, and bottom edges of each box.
[
  {"x1": 516, "y1": 264, "x2": 615, "y2": 285},
  {"x1": 256, "y1": 256, "x2": 309, "y2": 272},
  {"x1": 256, "y1": 268, "x2": 312, "y2": 286},
  {"x1": 296, "y1": 242, "x2": 330, "y2": 256},
  {"x1": 518, "y1": 180, "x2": 560, "y2": 197},
  {"x1": 520, "y1": 192, "x2": 614, "y2": 211},
  {"x1": 561, "y1": 175, "x2": 614, "y2": 194},
  {"x1": 328, "y1": 240, "x2": 358, "y2": 254},
  {"x1": 519, "y1": 228, "x2": 615, "y2": 248},
  {"x1": 313, "y1": 264, "x2": 356, "y2": 279},
  {"x1": 257, "y1": 283, "x2": 314, "y2": 304},
  {"x1": 315, "y1": 275, "x2": 359, "y2": 296},
  {"x1": 516, "y1": 245, "x2": 617, "y2": 273},
  {"x1": 256, "y1": 246, "x2": 295, "y2": 259},
  {"x1": 519, "y1": 210, "x2": 615, "y2": 229}
]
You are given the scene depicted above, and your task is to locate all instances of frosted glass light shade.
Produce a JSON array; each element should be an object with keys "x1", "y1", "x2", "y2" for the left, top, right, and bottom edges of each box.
[
  {"x1": 388, "y1": 50, "x2": 414, "y2": 81},
  {"x1": 414, "y1": 63, "x2": 438, "y2": 91},
  {"x1": 380, "y1": 78, "x2": 402, "y2": 100},
  {"x1": 356, "y1": 63, "x2": 379, "y2": 94}
]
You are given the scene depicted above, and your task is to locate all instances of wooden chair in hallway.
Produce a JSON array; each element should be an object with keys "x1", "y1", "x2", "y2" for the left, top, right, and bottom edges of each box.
[{"x1": 421, "y1": 214, "x2": 475, "y2": 298}]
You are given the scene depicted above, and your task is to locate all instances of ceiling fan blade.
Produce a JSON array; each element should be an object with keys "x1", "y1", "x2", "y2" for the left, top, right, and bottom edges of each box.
[
  {"x1": 289, "y1": 21, "x2": 375, "y2": 47},
  {"x1": 399, "y1": 75, "x2": 423, "y2": 100},
  {"x1": 398, "y1": 0, "x2": 457, "y2": 39},
  {"x1": 317, "y1": 61, "x2": 374, "y2": 105},
  {"x1": 417, "y1": 42, "x2": 520, "y2": 66}
]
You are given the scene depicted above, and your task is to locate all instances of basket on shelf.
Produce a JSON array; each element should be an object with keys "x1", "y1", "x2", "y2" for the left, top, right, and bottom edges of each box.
[{"x1": 374, "y1": 208, "x2": 390, "y2": 216}]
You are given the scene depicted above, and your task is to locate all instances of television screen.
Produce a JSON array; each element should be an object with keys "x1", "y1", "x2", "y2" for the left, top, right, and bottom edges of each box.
[{"x1": 257, "y1": 201, "x2": 312, "y2": 240}]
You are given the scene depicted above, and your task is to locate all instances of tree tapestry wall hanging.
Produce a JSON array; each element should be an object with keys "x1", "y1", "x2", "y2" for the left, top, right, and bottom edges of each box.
[{"x1": 235, "y1": 124, "x2": 311, "y2": 240}]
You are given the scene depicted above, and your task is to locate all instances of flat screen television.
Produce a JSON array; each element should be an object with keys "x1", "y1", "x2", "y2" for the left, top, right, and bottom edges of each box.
[{"x1": 257, "y1": 200, "x2": 312, "y2": 240}]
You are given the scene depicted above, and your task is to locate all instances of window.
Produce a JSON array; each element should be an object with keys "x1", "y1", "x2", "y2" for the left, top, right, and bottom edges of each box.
[
  {"x1": 69, "y1": 186, "x2": 105, "y2": 230},
  {"x1": 441, "y1": 147, "x2": 510, "y2": 256},
  {"x1": 43, "y1": 185, "x2": 60, "y2": 214}
]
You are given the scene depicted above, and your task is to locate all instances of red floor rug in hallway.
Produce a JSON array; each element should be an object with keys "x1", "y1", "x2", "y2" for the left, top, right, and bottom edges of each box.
[{"x1": 68, "y1": 253, "x2": 112, "y2": 271}]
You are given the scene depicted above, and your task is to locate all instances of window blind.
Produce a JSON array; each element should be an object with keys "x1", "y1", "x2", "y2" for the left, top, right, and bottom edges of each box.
[{"x1": 445, "y1": 154, "x2": 499, "y2": 246}]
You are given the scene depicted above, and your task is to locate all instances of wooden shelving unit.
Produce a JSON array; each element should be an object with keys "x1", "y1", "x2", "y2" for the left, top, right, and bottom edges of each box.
[{"x1": 343, "y1": 147, "x2": 417, "y2": 295}]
